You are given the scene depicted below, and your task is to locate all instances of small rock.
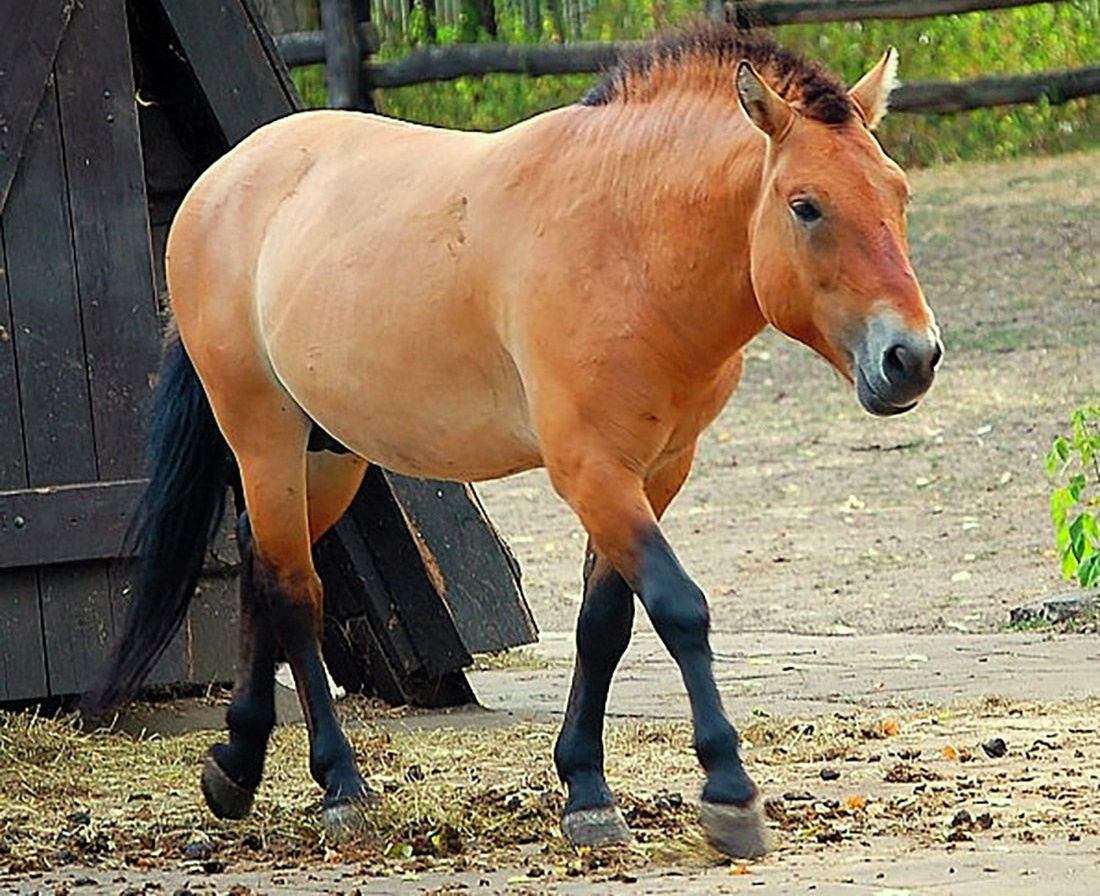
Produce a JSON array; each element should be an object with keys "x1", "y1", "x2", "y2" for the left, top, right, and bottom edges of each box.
[
  {"x1": 951, "y1": 809, "x2": 972, "y2": 828},
  {"x1": 974, "y1": 812, "x2": 994, "y2": 830},
  {"x1": 763, "y1": 798, "x2": 788, "y2": 823},
  {"x1": 820, "y1": 767, "x2": 841, "y2": 781},
  {"x1": 66, "y1": 810, "x2": 91, "y2": 826},
  {"x1": 182, "y1": 839, "x2": 212, "y2": 861},
  {"x1": 1010, "y1": 591, "x2": 1100, "y2": 626},
  {"x1": 982, "y1": 737, "x2": 1007, "y2": 758}
]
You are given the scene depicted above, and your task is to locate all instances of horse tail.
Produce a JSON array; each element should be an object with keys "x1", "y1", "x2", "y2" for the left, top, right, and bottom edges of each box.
[{"x1": 83, "y1": 336, "x2": 235, "y2": 716}]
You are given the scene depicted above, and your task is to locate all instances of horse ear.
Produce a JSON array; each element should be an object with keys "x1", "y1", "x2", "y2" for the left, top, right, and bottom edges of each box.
[
  {"x1": 848, "y1": 47, "x2": 899, "y2": 130},
  {"x1": 736, "y1": 61, "x2": 794, "y2": 140}
]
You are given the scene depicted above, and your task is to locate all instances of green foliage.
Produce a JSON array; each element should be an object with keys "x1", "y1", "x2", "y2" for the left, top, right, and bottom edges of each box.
[
  {"x1": 287, "y1": 1, "x2": 1100, "y2": 166},
  {"x1": 1045, "y1": 406, "x2": 1100, "y2": 588}
]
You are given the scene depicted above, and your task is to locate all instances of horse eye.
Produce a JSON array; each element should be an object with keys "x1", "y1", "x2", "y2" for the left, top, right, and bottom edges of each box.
[{"x1": 790, "y1": 198, "x2": 822, "y2": 225}]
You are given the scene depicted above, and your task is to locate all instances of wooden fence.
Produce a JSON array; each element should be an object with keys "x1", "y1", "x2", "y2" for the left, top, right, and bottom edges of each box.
[{"x1": 276, "y1": 0, "x2": 1099, "y2": 117}]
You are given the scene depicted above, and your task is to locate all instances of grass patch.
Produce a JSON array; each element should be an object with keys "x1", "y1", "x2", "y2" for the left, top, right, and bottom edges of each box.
[{"x1": 469, "y1": 647, "x2": 554, "y2": 672}]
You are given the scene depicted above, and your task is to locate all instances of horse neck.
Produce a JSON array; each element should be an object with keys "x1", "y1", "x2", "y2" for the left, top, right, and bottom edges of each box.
[{"x1": 549, "y1": 96, "x2": 770, "y2": 375}]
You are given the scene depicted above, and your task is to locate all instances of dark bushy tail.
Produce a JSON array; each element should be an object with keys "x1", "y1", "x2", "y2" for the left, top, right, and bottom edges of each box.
[{"x1": 83, "y1": 337, "x2": 234, "y2": 715}]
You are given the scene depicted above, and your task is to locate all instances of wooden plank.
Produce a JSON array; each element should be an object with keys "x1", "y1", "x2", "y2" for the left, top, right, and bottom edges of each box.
[
  {"x1": 0, "y1": 223, "x2": 47, "y2": 700},
  {"x1": 386, "y1": 475, "x2": 536, "y2": 655},
  {"x1": 187, "y1": 574, "x2": 239, "y2": 684},
  {"x1": 0, "y1": 567, "x2": 46, "y2": 701},
  {"x1": 0, "y1": 0, "x2": 74, "y2": 215},
  {"x1": 51, "y1": 0, "x2": 166, "y2": 697},
  {"x1": 239, "y1": 0, "x2": 306, "y2": 107},
  {"x1": 891, "y1": 65, "x2": 1100, "y2": 114},
  {"x1": 137, "y1": 101, "x2": 198, "y2": 200},
  {"x1": 126, "y1": 0, "x2": 227, "y2": 168},
  {"x1": 275, "y1": 22, "x2": 381, "y2": 66},
  {"x1": 2, "y1": 80, "x2": 98, "y2": 487},
  {"x1": 348, "y1": 468, "x2": 472, "y2": 677},
  {"x1": 319, "y1": 0, "x2": 364, "y2": 110},
  {"x1": 3, "y1": 62, "x2": 113, "y2": 698},
  {"x1": 159, "y1": 0, "x2": 295, "y2": 145},
  {"x1": 315, "y1": 511, "x2": 422, "y2": 678},
  {"x1": 39, "y1": 560, "x2": 113, "y2": 695},
  {"x1": 731, "y1": 0, "x2": 1055, "y2": 26},
  {"x1": 0, "y1": 480, "x2": 143, "y2": 569},
  {"x1": 55, "y1": 0, "x2": 161, "y2": 481},
  {"x1": 0, "y1": 222, "x2": 26, "y2": 489}
]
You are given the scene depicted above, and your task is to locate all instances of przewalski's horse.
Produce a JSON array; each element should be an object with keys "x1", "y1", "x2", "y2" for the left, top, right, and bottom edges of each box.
[{"x1": 87, "y1": 24, "x2": 941, "y2": 858}]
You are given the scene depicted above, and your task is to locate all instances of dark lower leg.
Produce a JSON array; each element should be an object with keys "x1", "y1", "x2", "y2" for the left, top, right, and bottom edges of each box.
[
  {"x1": 554, "y1": 546, "x2": 634, "y2": 814},
  {"x1": 635, "y1": 527, "x2": 755, "y2": 806},
  {"x1": 258, "y1": 558, "x2": 366, "y2": 808},
  {"x1": 209, "y1": 515, "x2": 277, "y2": 793}
]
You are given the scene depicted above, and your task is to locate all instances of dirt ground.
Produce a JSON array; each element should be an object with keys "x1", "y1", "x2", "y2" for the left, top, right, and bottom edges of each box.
[
  {"x1": 477, "y1": 149, "x2": 1099, "y2": 636},
  {"x1": 1, "y1": 151, "x2": 1097, "y2": 894}
]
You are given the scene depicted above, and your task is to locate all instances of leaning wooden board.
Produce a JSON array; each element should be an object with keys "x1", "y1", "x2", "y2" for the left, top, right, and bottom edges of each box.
[{"x1": 0, "y1": 0, "x2": 534, "y2": 703}]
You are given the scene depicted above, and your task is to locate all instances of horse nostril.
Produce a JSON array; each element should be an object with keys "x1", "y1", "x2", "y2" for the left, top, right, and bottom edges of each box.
[
  {"x1": 930, "y1": 341, "x2": 943, "y2": 370},
  {"x1": 883, "y1": 343, "x2": 910, "y2": 385}
]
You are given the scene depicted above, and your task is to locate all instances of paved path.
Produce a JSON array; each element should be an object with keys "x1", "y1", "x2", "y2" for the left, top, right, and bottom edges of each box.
[
  {"x1": 470, "y1": 630, "x2": 1100, "y2": 722},
  {"x1": 8, "y1": 838, "x2": 1100, "y2": 895}
]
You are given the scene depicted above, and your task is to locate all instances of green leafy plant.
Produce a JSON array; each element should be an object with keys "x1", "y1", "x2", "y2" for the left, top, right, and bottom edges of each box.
[{"x1": 1046, "y1": 406, "x2": 1100, "y2": 588}]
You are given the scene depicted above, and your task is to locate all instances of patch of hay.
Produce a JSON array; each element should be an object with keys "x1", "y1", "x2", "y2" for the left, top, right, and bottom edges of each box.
[{"x1": 2, "y1": 697, "x2": 1098, "y2": 877}]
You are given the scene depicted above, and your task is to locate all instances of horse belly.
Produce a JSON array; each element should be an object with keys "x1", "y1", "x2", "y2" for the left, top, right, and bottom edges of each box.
[{"x1": 272, "y1": 324, "x2": 541, "y2": 482}]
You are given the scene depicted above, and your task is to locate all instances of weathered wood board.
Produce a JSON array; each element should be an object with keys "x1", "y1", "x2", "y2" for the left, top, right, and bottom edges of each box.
[{"x1": 0, "y1": 0, "x2": 534, "y2": 705}]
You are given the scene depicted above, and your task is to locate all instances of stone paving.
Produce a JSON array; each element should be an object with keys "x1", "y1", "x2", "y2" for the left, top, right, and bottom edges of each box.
[{"x1": 470, "y1": 630, "x2": 1100, "y2": 722}]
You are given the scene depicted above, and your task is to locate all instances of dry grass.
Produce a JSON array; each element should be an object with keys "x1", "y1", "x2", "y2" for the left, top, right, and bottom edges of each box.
[{"x1": 2, "y1": 697, "x2": 1098, "y2": 878}]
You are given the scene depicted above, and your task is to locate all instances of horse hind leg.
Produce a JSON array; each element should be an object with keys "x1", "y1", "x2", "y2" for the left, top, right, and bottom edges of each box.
[
  {"x1": 202, "y1": 512, "x2": 277, "y2": 820},
  {"x1": 202, "y1": 391, "x2": 372, "y2": 837},
  {"x1": 202, "y1": 446, "x2": 369, "y2": 825}
]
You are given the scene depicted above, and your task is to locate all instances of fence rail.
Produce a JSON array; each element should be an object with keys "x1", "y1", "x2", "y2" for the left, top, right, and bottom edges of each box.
[
  {"x1": 727, "y1": 0, "x2": 1057, "y2": 25},
  {"x1": 272, "y1": 0, "x2": 1099, "y2": 115}
]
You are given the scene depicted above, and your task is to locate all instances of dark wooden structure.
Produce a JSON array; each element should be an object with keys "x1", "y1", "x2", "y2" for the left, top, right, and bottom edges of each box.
[{"x1": 0, "y1": 0, "x2": 535, "y2": 705}]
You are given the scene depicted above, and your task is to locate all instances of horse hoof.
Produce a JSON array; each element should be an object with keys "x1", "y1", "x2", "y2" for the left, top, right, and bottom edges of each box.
[
  {"x1": 700, "y1": 799, "x2": 771, "y2": 858},
  {"x1": 201, "y1": 755, "x2": 255, "y2": 820},
  {"x1": 321, "y1": 798, "x2": 373, "y2": 843},
  {"x1": 562, "y1": 805, "x2": 632, "y2": 848}
]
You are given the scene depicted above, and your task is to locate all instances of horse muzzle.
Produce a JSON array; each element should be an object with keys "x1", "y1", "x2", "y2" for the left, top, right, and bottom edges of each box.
[{"x1": 850, "y1": 314, "x2": 942, "y2": 417}]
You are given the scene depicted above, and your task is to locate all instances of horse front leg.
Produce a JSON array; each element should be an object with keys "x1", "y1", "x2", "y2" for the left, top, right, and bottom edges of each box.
[
  {"x1": 551, "y1": 450, "x2": 768, "y2": 858},
  {"x1": 202, "y1": 513, "x2": 277, "y2": 819},
  {"x1": 554, "y1": 543, "x2": 635, "y2": 846},
  {"x1": 633, "y1": 526, "x2": 768, "y2": 858}
]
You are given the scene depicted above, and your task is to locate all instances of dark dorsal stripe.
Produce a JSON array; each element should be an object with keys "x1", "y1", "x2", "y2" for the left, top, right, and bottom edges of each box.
[{"x1": 582, "y1": 21, "x2": 853, "y2": 125}]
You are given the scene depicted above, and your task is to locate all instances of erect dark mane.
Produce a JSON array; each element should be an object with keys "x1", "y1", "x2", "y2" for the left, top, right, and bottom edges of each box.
[{"x1": 582, "y1": 22, "x2": 853, "y2": 125}]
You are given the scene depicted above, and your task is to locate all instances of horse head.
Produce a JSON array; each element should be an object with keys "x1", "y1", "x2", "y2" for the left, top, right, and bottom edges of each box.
[{"x1": 737, "y1": 50, "x2": 942, "y2": 416}]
